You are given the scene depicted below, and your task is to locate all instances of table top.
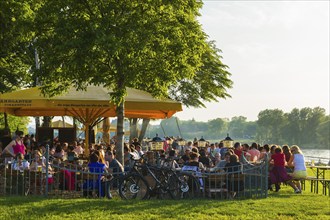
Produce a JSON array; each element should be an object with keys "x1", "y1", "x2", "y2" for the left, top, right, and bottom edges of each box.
[{"x1": 307, "y1": 165, "x2": 330, "y2": 170}]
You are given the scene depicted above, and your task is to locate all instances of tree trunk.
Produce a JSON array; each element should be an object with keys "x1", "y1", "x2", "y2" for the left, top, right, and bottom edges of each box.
[
  {"x1": 42, "y1": 116, "x2": 52, "y2": 127},
  {"x1": 102, "y1": 117, "x2": 110, "y2": 145},
  {"x1": 35, "y1": 117, "x2": 40, "y2": 128},
  {"x1": 4, "y1": 112, "x2": 9, "y2": 130},
  {"x1": 139, "y1": 118, "x2": 150, "y2": 143},
  {"x1": 116, "y1": 101, "x2": 125, "y2": 165},
  {"x1": 129, "y1": 118, "x2": 138, "y2": 143}
]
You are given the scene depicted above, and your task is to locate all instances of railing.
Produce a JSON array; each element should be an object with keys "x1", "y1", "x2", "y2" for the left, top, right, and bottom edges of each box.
[
  {"x1": 0, "y1": 146, "x2": 269, "y2": 199},
  {"x1": 0, "y1": 162, "x2": 268, "y2": 200}
]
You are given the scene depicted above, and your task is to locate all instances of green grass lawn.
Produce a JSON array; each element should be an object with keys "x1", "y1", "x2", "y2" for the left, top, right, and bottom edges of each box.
[
  {"x1": 1, "y1": 168, "x2": 329, "y2": 220},
  {"x1": 0, "y1": 185, "x2": 329, "y2": 220}
]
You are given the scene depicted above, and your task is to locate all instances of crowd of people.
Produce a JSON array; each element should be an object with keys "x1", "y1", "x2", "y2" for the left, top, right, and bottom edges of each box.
[{"x1": 0, "y1": 130, "x2": 308, "y2": 195}]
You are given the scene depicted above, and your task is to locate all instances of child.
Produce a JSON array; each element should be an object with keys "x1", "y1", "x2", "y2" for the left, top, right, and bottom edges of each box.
[{"x1": 12, "y1": 153, "x2": 30, "y2": 171}]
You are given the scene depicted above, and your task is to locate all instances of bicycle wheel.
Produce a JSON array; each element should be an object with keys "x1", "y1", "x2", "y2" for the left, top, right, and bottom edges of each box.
[
  {"x1": 118, "y1": 173, "x2": 150, "y2": 200},
  {"x1": 169, "y1": 172, "x2": 201, "y2": 199}
]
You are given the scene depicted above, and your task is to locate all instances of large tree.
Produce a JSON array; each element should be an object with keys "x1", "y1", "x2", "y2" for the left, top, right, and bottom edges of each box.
[
  {"x1": 31, "y1": 1, "x2": 227, "y2": 162},
  {"x1": 32, "y1": 1, "x2": 231, "y2": 164}
]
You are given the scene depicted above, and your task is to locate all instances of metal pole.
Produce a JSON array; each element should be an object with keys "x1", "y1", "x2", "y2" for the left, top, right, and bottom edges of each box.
[
  {"x1": 176, "y1": 117, "x2": 183, "y2": 138},
  {"x1": 45, "y1": 144, "x2": 49, "y2": 197}
]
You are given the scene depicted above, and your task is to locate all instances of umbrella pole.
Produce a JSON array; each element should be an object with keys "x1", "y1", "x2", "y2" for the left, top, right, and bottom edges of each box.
[{"x1": 84, "y1": 123, "x2": 89, "y2": 157}]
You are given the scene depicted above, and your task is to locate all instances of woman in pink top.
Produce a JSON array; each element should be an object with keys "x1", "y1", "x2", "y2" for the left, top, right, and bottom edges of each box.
[
  {"x1": 2, "y1": 130, "x2": 26, "y2": 157},
  {"x1": 269, "y1": 146, "x2": 300, "y2": 193}
]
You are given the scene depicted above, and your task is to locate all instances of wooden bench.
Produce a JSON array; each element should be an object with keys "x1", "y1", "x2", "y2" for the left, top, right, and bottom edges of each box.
[
  {"x1": 292, "y1": 176, "x2": 318, "y2": 192},
  {"x1": 321, "y1": 179, "x2": 330, "y2": 196},
  {"x1": 304, "y1": 177, "x2": 330, "y2": 196}
]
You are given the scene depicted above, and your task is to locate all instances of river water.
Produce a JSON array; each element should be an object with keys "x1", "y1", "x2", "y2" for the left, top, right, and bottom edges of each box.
[{"x1": 302, "y1": 149, "x2": 330, "y2": 164}]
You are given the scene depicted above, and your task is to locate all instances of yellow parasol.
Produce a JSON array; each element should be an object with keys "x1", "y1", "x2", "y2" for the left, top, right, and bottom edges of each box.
[
  {"x1": 51, "y1": 120, "x2": 73, "y2": 128},
  {"x1": 0, "y1": 85, "x2": 182, "y2": 154}
]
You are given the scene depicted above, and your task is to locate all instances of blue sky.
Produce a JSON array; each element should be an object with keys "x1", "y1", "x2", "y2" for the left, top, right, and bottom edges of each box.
[{"x1": 174, "y1": 0, "x2": 329, "y2": 122}]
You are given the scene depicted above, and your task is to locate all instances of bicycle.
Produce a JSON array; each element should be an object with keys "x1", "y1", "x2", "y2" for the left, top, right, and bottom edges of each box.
[
  {"x1": 116, "y1": 158, "x2": 175, "y2": 200},
  {"x1": 161, "y1": 159, "x2": 202, "y2": 199},
  {"x1": 112, "y1": 156, "x2": 202, "y2": 200}
]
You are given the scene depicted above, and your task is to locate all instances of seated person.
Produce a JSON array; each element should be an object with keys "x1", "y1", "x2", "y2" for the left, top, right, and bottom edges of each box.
[
  {"x1": 108, "y1": 150, "x2": 124, "y2": 177},
  {"x1": 179, "y1": 149, "x2": 191, "y2": 165},
  {"x1": 84, "y1": 153, "x2": 107, "y2": 197},
  {"x1": 53, "y1": 144, "x2": 64, "y2": 160},
  {"x1": 209, "y1": 151, "x2": 232, "y2": 172},
  {"x1": 185, "y1": 151, "x2": 205, "y2": 171},
  {"x1": 12, "y1": 153, "x2": 30, "y2": 171},
  {"x1": 163, "y1": 150, "x2": 180, "y2": 170},
  {"x1": 67, "y1": 145, "x2": 79, "y2": 162},
  {"x1": 30, "y1": 150, "x2": 46, "y2": 172},
  {"x1": 182, "y1": 152, "x2": 204, "y2": 190},
  {"x1": 199, "y1": 149, "x2": 213, "y2": 168},
  {"x1": 224, "y1": 154, "x2": 244, "y2": 198}
]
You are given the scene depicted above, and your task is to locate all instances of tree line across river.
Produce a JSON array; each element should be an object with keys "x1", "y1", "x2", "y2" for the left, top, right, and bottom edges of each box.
[{"x1": 146, "y1": 107, "x2": 329, "y2": 150}]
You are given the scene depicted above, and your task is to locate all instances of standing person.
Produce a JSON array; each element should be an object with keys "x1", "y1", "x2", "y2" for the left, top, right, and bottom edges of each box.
[
  {"x1": 287, "y1": 145, "x2": 307, "y2": 193},
  {"x1": 2, "y1": 130, "x2": 26, "y2": 157}
]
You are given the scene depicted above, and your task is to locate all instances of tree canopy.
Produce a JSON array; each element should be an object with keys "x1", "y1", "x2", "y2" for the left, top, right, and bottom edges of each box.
[
  {"x1": 31, "y1": 0, "x2": 233, "y2": 163},
  {"x1": 34, "y1": 1, "x2": 214, "y2": 99},
  {"x1": 0, "y1": 0, "x2": 36, "y2": 93},
  {"x1": 1, "y1": 1, "x2": 233, "y2": 163}
]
